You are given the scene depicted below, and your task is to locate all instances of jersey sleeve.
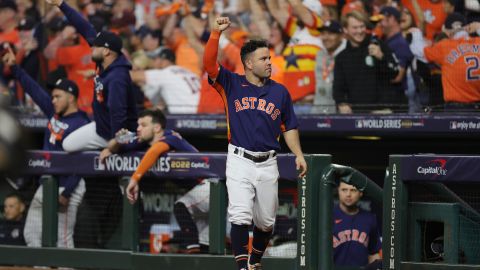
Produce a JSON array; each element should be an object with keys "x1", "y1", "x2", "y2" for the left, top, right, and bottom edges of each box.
[
  {"x1": 131, "y1": 141, "x2": 170, "y2": 181},
  {"x1": 280, "y1": 87, "x2": 299, "y2": 132},
  {"x1": 208, "y1": 65, "x2": 235, "y2": 95}
]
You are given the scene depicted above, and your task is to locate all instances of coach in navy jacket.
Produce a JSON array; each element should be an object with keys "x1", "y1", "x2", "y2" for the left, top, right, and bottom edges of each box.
[{"x1": 48, "y1": 0, "x2": 137, "y2": 152}]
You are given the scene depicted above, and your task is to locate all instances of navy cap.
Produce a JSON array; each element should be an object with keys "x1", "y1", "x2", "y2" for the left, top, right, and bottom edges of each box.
[
  {"x1": 54, "y1": 78, "x2": 79, "y2": 98},
  {"x1": 93, "y1": 31, "x2": 123, "y2": 54},
  {"x1": 0, "y1": 0, "x2": 17, "y2": 11},
  {"x1": 380, "y1": 6, "x2": 401, "y2": 21},
  {"x1": 444, "y1": 12, "x2": 466, "y2": 30},
  {"x1": 47, "y1": 17, "x2": 68, "y2": 32},
  {"x1": 146, "y1": 47, "x2": 176, "y2": 63},
  {"x1": 319, "y1": 20, "x2": 342, "y2": 34},
  {"x1": 17, "y1": 17, "x2": 36, "y2": 31}
]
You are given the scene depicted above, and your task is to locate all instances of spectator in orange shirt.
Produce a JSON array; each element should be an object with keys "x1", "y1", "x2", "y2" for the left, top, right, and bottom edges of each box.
[
  {"x1": 410, "y1": 13, "x2": 480, "y2": 109},
  {"x1": 402, "y1": 0, "x2": 447, "y2": 40},
  {"x1": 0, "y1": 0, "x2": 20, "y2": 47},
  {"x1": 44, "y1": 25, "x2": 95, "y2": 114}
]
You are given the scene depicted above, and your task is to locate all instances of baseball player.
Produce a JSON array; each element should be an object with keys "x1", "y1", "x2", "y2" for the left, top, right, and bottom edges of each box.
[
  {"x1": 333, "y1": 181, "x2": 382, "y2": 267},
  {"x1": 204, "y1": 17, "x2": 307, "y2": 270},
  {"x1": 46, "y1": 0, "x2": 138, "y2": 152},
  {"x1": 100, "y1": 109, "x2": 209, "y2": 253},
  {"x1": 410, "y1": 13, "x2": 480, "y2": 106},
  {"x1": 1, "y1": 45, "x2": 89, "y2": 248}
]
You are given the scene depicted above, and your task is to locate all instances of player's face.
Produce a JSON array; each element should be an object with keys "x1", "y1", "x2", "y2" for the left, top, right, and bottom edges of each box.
[
  {"x1": 400, "y1": 9, "x2": 413, "y2": 31},
  {"x1": 380, "y1": 16, "x2": 396, "y2": 35},
  {"x1": 3, "y1": 197, "x2": 24, "y2": 221},
  {"x1": 137, "y1": 116, "x2": 156, "y2": 142},
  {"x1": 343, "y1": 17, "x2": 366, "y2": 45},
  {"x1": 250, "y1": 47, "x2": 272, "y2": 79},
  {"x1": 51, "y1": 89, "x2": 73, "y2": 115},
  {"x1": 338, "y1": 182, "x2": 362, "y2": 209},
  {"x1": 91, "y1": 46, "x2": 105, "y2": 63},
  {"x1": 320, "y1": 31, "x2": 343, "y2": 52}
]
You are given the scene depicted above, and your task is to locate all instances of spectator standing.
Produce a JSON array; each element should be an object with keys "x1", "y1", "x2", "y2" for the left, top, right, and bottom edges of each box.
[
  {"x1": 410, "y1": 13, "x2": 480, "y2": 109},
  {"x1": 130, "y1": 47, "x2": 200, "y2": 114},
  {"x1": 380, "y1": 7, "x2": 414, "y2": 112},
  {"x1": 333, "y1": 11, "x2": 400, "y2": 114},
  {"x1": 312, "y1": 20, "x2": 346, "y2": 114}
]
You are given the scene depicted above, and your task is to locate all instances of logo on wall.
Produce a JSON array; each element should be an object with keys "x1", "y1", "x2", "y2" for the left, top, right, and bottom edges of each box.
[{"x1": 416, "y1": 159, "x2": 448, "y2": 176}]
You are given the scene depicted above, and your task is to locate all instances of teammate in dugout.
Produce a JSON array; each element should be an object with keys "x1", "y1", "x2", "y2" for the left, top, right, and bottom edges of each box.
[
  {"x1": 46, "y1": 0, "x2": 138, "y2": 152},
  {"x1": 333, "y1": 181, "x2": 382, "y2": 268},
  {"x1": 204, "y1": 17, "x2": 307, "y2": 270},
  {"x1": 1, "y1": 45, "x2": 89, "y2": 248},
  {"x1": 100, "y1": 109, "x2": 210, "y2": 253}
]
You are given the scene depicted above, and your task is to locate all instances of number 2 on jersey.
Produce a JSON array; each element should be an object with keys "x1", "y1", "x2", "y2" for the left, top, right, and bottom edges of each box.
[{"x1": 465, "y1": 56, "x2": 480, "y2": 81}]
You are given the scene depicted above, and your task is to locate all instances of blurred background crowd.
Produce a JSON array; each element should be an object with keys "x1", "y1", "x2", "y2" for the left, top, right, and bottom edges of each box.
[{"x1": 1, "y1": 0, "x2": 480, "y2": 116}]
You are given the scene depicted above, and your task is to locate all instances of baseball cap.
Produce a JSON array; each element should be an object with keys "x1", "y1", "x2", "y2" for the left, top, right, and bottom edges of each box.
[
  {"x1": 93, "y1": 31, "x2": 123, "y2": 54},
  {"x1": 319, "y1": 20, "x2": 342, "y2": 33},
  {"x1": 0, "y1": 0, "x2": 17, "y2": 11},
  {"x1": 54, "y1": 79, "x2": 79, "y2": 98},
  {"x1": 17, "y1": 17, "x2": 36, "y2": 31},
  {"x1": 444, "y1": 12, "x2": 466, "y2": 30},
  {"x1": 380, "y1": 6, "x2": 401, "y2": 21},
  {"x1": 303, "y1": 0, "x2": 322, "y2": 16},
  {"x1": 146, "y1": 47, "x2": 176, "y2": 63}
]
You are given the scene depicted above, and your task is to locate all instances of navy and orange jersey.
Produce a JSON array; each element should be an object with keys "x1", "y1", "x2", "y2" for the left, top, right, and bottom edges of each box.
[
  {"x1": 127, "y1": 129, "x2": 198, "y2": 181},
  {"x1": 332, "y1": 204, "x2": 382, "y2": 267},
  {"x1": 209, "y1": 65, "x2": 298, "y2": 152},
  {"x1": 12, "y1": 65, "x2": 90, "y2": 198},
  {"x1": 11, "y1": 65, "x2": 90, "y2": 151}
]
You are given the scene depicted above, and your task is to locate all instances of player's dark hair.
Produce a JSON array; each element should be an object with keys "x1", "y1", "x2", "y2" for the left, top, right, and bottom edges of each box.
[
  {"x1": 139, "y1": 109, "x2": 167, "y2": 129},
  {"x1": 240, "y1": 39, "x2": 269, "y2": 65},
  {"x1": 4, "y1": 193, "x2": 25, "y2": 204}
]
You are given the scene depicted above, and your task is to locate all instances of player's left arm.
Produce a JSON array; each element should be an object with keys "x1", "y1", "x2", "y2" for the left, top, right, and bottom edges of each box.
[
  {"x1": 283, "y1": 129, "x2": 307, "y2": 177},
  {"x1": 108, "y1": 77, "x2": 130, "y2": 138},
  {"x1": 281, "y1": 89, "x2": 307, "y2": 177},
  {"x1": 126, "y1": 141, "x2": 171, "y2": 204}
]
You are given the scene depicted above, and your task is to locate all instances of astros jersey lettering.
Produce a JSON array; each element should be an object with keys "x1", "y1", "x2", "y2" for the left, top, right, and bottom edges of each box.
[
  {"x1": 209, "y1": 66, "x2": 298, "y2": 151},
  {"x1": 333, "y1": 205, "x2": 382, "y2": 267},
  {"x1": 424, "y1": 37, "x2": 480, "y2": 103}
]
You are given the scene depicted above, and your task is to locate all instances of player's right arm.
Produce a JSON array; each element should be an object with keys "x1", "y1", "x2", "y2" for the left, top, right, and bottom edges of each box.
[
  {"x1": 46, "y1": 0, "x2": 98, "y2": 46},
  {"x1": 126, "y1": 141, "x2": 171, "y2": 204},
  {"x1": 203, "y1": 17, "x2": 231, "y2": 82},
  {"x1": 1, "y1": 45, "x2": 54, "y2": 117}
]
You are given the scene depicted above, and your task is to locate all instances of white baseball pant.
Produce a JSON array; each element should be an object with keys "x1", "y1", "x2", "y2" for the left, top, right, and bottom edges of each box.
[{"x1": 226, "y1": 144, "x2": 279, "y2": 232}]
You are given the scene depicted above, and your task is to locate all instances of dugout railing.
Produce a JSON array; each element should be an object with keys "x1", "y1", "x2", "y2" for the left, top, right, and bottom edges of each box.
[
  {"x1": 0, "y1": 151, "x2": 332, "y2": 270},
  {"x1": 383, "y1": 154, "x2": 480, "y2": 270}
]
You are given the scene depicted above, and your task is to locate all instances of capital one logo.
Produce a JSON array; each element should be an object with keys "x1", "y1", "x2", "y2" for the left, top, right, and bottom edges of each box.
[{"x1": 417, "y1": 159, "x2": 447, "y2": 176}]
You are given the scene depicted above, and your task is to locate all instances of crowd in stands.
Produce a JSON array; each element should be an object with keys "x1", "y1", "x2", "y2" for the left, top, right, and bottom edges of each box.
[{"x1": 0, "y1": 0, "x2": 479, "y2": 115}]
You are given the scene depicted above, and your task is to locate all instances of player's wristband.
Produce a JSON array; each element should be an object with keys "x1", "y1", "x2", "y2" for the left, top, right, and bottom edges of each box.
[{"x1": 210, "y1": 30, "x2": 221, "y2": 40}]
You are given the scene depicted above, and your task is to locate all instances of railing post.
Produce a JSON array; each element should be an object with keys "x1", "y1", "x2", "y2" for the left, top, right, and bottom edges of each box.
[
  {"x1": 42, "y1": 175, "x2": 58, "y2": 247},
  {"x1": 120, "y1": 176, "x2": 139, "y2": 251},
  {"x1": 383, "y1": 156, "x2": 408, "y2": 270},
  {"x1": 297, "y1": 155, "x2": 331, "y2": 270},
  {"x1": 209, "y1": 179, "x2": 226, "y2": 254}
]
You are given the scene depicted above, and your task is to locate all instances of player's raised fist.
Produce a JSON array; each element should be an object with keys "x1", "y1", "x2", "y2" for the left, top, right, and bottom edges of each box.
[
  {"x1": 214, "y1": 17, "x2": 231, "y2": 32},
  {"x1": 46, "y1": 0, "x2": 63, "y2": 7}
]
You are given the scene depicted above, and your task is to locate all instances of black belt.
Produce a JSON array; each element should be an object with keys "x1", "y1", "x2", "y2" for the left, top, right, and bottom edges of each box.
[{"x1": 234, "y1": 147, "x2": 276, "y2": 163}]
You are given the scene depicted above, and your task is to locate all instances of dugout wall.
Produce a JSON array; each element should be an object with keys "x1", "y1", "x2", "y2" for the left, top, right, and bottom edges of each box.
[
  {"x1": 383, "y1": 154, "x2": 480, "y2": 270},
  {"x1": 0, "y1": 152, "x2": 331, "y2": 270}
]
